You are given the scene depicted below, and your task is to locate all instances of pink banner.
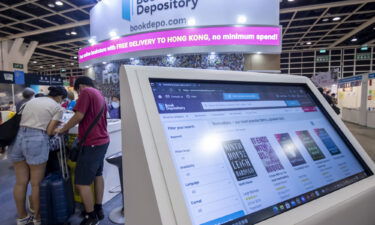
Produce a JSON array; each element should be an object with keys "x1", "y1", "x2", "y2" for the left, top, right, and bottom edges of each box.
[{"x1": 79, "y1": 26, "x2": 280, "y2": 63}]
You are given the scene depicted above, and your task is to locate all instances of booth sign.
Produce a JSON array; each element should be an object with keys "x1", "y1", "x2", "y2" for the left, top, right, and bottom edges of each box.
[
  {"x1": 80, "y1": 0, "x2": 280, "y2": 66},
  {"x1": 0, "y1": 71, "x2": 14, "y2": 84}
]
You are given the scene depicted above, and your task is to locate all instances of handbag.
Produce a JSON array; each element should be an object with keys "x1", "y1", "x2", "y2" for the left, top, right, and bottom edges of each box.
[
  {"x1": 0, "y1": 105, "x2": 25, "y2": 148},
  {"x1": 49, "y1": 135, "x2": 61, "y2": 152},
  {"x1": 69, "y1": 103, "x2": 105, "y2": 162},
  {"x1": 332, "y1": 105, "x2": 341, "y2": 115}
]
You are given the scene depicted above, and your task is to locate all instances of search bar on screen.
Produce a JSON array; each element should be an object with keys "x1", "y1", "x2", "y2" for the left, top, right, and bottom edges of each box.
[{"x1": 201, "y1": 101, "x2": 287, "y2": 110}]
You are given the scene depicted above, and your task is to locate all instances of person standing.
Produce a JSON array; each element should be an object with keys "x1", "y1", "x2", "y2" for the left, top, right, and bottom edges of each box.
[
  {"x1": 16, "y1": 88, "x2": 35, "y2": 112},
  {"x1": 108, "y1": 96, "x2": 121, "y2": 119},
  {"x1": 8, "y1": 86, "x2": 67, "y2": 225},
  {"x1": 56, "y1": 77, "x2": 109, "y2": 225},
  {"x1": 61, "y1": 91, "x2": 76, "y2": 111},
  {"x1": 8, "y1": 101, "x2": 16, "y2": 112},
  {"x1": 67, "y1": 91, "x2": 77, "y2": 111}
]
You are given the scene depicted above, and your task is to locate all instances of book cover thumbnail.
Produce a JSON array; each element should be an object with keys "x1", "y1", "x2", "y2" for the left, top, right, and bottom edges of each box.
[
  {"x1": 275, "y1": 133, "x2": 306, "y2": 167},
  {"x1": 222, "y1": 140, "x2": 257, "y2": 181},
  {"x1": 296, "y1": 130, "x2": 326, "y2": 161},
  {"x1": 251, "y1": 136, "x2": 284, "y2": 173},
  {"x1": 314, "y1": 128, "x2": 341, "y2": 155}
]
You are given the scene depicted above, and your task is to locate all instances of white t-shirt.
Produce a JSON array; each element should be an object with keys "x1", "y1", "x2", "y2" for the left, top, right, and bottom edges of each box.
[{"x1": 20, "y1": 97, "x2": 64, "y2": 131}]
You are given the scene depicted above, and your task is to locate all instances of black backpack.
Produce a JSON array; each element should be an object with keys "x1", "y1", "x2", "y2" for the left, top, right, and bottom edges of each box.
[{"x1": 0, "y1": 106, "x2": 24, "y2": 147}]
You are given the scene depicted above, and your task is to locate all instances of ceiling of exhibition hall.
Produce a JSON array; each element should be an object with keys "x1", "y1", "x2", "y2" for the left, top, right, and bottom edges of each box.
[{"x1": 0, "y1": 0, "x2": 374, "y2": 74}]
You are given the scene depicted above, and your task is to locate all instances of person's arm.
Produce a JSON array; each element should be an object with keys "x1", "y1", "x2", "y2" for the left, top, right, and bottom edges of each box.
[
  {"x1": 57, "y1": 111, "x2": 84, "y2": 133},
  {"x1": 56, "y1": 90, "x2": 89, "y2": 134},
  {"x1": 47, "y1": 120, "x2": 61, "y2": 136}
]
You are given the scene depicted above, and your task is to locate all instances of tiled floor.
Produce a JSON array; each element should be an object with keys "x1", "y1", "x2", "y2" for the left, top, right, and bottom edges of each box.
[{"x1": 0, "y1": 122, "x2": 374, "y2": 225}]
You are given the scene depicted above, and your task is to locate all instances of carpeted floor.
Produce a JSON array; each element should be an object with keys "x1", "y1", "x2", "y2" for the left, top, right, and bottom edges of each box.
[{"x1": 0, "y1": 155, "x2": 122, "y2": 225}]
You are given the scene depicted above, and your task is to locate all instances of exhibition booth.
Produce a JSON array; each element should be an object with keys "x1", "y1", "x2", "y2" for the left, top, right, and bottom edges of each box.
[
  {"x1": 71, "y1": 0, "x2": 375, "y2": 224},
  {"x1": 0, "y1": 71, "x2": 63, "y2": 124},
  {"x1": 337, "y1": 73, "x2": 375, "y2": 128}
]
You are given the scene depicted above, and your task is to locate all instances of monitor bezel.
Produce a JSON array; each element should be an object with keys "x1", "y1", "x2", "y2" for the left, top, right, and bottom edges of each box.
[{"x1": 124, "y1": 65, "x2": 375, "y2": 225}]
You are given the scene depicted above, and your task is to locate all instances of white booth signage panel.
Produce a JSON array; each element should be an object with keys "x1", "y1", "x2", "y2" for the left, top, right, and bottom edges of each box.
[
  {"x1": 90, "y1": 0, "x2": 279, "y2": 41},
  {"x1": 367, "y1": 73, "x2": 375, "y2": 128},
  {"x1": 368, "y1": 73, "x2": 375, "y2": 111},
  {"x1": 338, "y1": 75, "x2": 363, "y2": 109},
  {"x1": 120, "y1": 66, "x2": 375, "y2": 225},
  {"x1": 79, "y1": 0, "x2": 281, "y2": 66}
]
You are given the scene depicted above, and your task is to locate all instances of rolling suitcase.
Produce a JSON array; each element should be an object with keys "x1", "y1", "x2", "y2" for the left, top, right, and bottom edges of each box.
[{"x1": 40, "y1": 136, "x2": 75, "y2": 225}]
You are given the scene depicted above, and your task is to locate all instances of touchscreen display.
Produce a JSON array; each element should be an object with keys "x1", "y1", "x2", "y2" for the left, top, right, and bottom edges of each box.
[{"x1": 149, "y1": 79, "x2": 371, "y2": 225}]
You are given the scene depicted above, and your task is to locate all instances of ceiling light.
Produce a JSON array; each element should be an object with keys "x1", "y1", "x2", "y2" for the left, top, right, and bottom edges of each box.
[
  {"x1": 322, "y1": 18, "x2": 329, "y2": 22},
  {"x1": 48, "y1": 3, "x2": 55, "y2": 7},
  {"x1": 52, "y1": 65, "x2": 55, "y2": 68},
  {"x1": 88, "y1": 38, "x2": 96, "y2": 45},
  {"x1": 33, "y1": 61, "x2": 37, "y2": 64},
  {"x1": 306, "y1": 42, "x2": 312, "y2": 45},
  {"x1": 351, "y1": 37, "x2": 358, "y2": 42},
  {"x1": 109, "y1": 31, "x2": 117, "y2": 37},
  {"x1": 109, "y1": 31, "x2": 119, "y2": 40},
  {"x1": 332, "y1": 17, "x2": 341, "y2": 21},
  {"x1": 187, "y1": 18, "x2": 196, "y2": 26},
  {"x1": 256, "y1": 52, "x2": 262, "y2": 54},
  {"x1": 70, "y1": 62, "x2": 74, "y2": 65},
  {"x1": 55, "y1": 1, "x2": 63, "y2": 6},
  {"x1": 237, "y1": 15, "x2": 247, "y2": 24},
  {"x1": 71, "y1": 31, "x2": 77, "y2": 35},
  {"x1": 288, "y1": 0, "x2": 294, "y2": 2},
  {"x1": 65, "y1": 32, "x2": 70, "y2": 36},
  {"x1": 102, "y1": 62, "x2": 107, "y2": 64},
  {"x1": 40, "y1": 66, "x2": 44, "y2": 69},
  {"x1": 73, "y1": 56, "x2": 77, "y2": 59}
]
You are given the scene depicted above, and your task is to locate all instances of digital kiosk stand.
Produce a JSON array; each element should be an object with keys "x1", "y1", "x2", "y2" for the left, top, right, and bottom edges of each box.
[{"x1": 120, "y1": 66, "x2": 375, "y2": 225}]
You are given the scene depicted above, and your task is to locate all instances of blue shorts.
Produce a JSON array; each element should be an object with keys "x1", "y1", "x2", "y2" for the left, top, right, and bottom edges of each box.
[{"x1": 8, "y1": 127, "x2": 50, "y2": 165}]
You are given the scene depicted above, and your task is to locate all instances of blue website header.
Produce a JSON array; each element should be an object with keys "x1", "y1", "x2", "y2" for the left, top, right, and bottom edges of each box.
[{"x1": 150, "y1": 80, "x2": 315, "y2": 114}]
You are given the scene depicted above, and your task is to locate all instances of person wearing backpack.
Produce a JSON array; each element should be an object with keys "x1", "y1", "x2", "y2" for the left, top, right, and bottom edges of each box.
[
  {"x1": 56, "y1": 77, "x2": 109, "y2": 225},
  {"x1": 8, "y1": 86, "x2": 67, "y2": 225},
  {"x1": 16, "y1": 88, "x2": 35, "y2": 113}
]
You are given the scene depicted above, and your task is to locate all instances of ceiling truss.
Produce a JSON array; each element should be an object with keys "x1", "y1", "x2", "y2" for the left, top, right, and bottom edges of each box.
[{"x1": 0, "y1": 0, "x2": 374, "y2": 75}]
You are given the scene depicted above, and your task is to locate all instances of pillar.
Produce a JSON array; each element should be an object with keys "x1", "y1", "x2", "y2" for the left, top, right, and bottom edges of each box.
[{"x1": 0, "y1": 38, "x2": 38, "y2": 73}]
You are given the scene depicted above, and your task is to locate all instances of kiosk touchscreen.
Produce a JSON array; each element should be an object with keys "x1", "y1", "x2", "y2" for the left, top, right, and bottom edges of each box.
[{"x1": 120, "y1": 66, "x2": 375, "y2": 225}]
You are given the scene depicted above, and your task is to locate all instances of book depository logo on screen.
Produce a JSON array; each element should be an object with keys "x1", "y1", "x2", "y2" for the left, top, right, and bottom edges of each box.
[{"x1": 122, "y1": 0, "x2": 199, "y2": 21}]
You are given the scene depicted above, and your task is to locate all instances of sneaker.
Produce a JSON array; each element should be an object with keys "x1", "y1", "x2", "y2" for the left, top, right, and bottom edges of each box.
[
  {"x1": 95, "y1": 207, "x2": 104, "y2": 220},
  {"x1": 16, "y1": 215, "x2": 33, "y2": 225},
  {"x1": 32, "y1": 219, "x2": 41, "y2": 225},
  {"x1": 80, "y1": 214, "x2": 99, "y2": 225}
]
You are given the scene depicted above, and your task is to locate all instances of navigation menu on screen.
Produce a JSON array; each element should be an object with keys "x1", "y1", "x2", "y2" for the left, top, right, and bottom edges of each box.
[{"x1": 149, "y1": 79, "x2": 369, "y2": 225}]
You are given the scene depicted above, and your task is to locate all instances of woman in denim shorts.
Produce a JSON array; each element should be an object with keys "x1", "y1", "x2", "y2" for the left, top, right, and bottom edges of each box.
[{"x1": 8, "y1": 86, "x2": 67, "y2": 225}]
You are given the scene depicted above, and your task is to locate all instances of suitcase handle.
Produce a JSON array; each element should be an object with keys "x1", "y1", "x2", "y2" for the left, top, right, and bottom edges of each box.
[{"x1": 55, "y1": 135, "x2": 69, "y2": 180}]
